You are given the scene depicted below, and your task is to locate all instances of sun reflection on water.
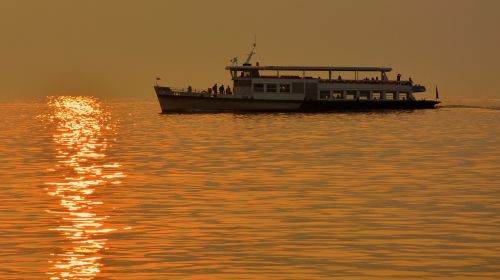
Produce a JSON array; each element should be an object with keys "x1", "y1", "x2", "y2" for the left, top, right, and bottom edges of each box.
[{"x1": 45, "y1": 96, "x2": 123, "y2": 280}]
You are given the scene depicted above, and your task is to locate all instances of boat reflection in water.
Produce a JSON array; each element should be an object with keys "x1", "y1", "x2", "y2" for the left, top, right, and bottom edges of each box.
[{"x1": 45, "y1": 96, "x2": 123, "y2": 279}]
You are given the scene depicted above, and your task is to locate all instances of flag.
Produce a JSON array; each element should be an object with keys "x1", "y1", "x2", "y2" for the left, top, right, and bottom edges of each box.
[{"x1": 435, "y1": 86, "x2": 439, "y2": 100}]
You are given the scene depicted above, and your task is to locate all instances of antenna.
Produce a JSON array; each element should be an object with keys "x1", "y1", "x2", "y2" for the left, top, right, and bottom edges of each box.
[
  {"x1": 230, "y1": 57, "x2": 238, "y2": 66},
  {"x1": 244, "y1": 36, "x2": 257, "y2": 65}
]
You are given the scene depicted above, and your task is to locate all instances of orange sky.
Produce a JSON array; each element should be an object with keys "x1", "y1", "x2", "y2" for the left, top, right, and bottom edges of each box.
[{"x1": 0, "y1": 0, "x2": 499, "y2": 101}]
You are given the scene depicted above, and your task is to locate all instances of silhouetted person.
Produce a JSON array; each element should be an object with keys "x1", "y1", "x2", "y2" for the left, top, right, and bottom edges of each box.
[
  {"x1": 226, "y1": 85, "x2": 231, "y2": 95},
  {"x1": 338, "y1": 75, "x2": 342, "y2": 81},
  {"x1": 219, "y1": 85, "x2": 225, "y2": 94},
  {"x1": 397, "y1": 74, "x2": 401, "y2": 82},
  {"x1": 187, "y1": 86, "x2": 192, "y2": 92},
  {"x1": 409, "y1": 77, "x2": 413, "y2": 85},
  {"x1": 212, "y1": 84, "x2": 218, "y2": 94}
]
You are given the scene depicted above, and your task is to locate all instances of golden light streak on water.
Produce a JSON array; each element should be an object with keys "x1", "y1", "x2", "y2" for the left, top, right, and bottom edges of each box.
[{"x1": 45, "y1": 96, "x2": 124, "y2": 280}]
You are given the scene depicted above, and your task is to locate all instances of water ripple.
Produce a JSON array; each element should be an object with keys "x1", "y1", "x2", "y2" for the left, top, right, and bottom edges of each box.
[{"x1": 0, "y1": 100, "x2": 498, "y2": 279}]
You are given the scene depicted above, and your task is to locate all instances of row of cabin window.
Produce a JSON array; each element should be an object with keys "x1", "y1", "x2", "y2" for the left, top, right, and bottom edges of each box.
[
  {"x1": 319, "y1": 91, "x2": 410, "y2": 100},
  {"x1": 252, "y1": 84, "x2": 410, "y2": 100},
  {"x1": 253, "y1": 83, "x2": 291, "y2": 93}
]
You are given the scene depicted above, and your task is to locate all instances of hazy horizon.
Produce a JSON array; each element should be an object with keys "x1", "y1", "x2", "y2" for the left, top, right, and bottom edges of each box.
[{"x1": 1, "y1": 0, "x2": 499, "y2": 101}]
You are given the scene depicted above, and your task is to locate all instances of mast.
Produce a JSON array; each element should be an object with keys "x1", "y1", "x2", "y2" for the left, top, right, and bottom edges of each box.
[{"x1": 244, "y1": 37, "x2": 257, "y2": 65}]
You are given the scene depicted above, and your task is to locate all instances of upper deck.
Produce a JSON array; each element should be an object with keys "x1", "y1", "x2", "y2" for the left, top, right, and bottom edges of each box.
[
  {"x1": 225, "y1": 64, "x2": 400, "y2": 81},
  {"x1": 226, "y1": 65, "x2": 393, "y2": 80},
  {"x1": 224, "y1": 63, "x2": 425, "y2": 98}
]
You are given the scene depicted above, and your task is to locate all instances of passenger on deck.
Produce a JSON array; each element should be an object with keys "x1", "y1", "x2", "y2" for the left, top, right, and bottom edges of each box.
[
  {"x1": 397, "y1": 74, "x2": 401, "y2": 82},
  {"x1": 187, "y1": 86, "x2": 192, "y2": 92},
  {"x1": 219, "y1": 85, "x2": 225, "y2": 94},
  {"x1": 226, "y1": 85, "x2": 232, "y2": 95},
  {"x1": 338, "y1": 75, "x2": 342, "y2": 81},
  {"x1": 212, "y1": 84, "x2": 218, "y2": 94},
  {"x1": 409, "y1": 77, "x2": 413, "y2": 85}
]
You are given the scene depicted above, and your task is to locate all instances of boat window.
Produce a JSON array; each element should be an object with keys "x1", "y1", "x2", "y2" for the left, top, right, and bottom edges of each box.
[
  {"x1": 372, "y1": 92, "x2": 381, "y2": 100},
  {"x1": 385, "y1": 92, "x2": 395, "y2": 100},
  {"x1": 359, "y1": 90, "x2": 370, "y2": 100},
  {"x1": 346, "y1": 90, "x2": 356, "y2": 100},
  {"x1": 359, "y1": 91, "x2": 370, "y2": 100},
  {"x1": 254, "y1": 83, "x2": 264, "y2": 93},
  {"x1": 332, "y1": 91, "x2": 343, "y2": 99},
  {"x1": 234, "y1": 79, "x2": 251, "y2": 87},
  {"x1": 398, "y1": 92, "x2": 408, "y2": 100},
  {"x1": 266, "y1": 84, "x2": 277, "y2": 93},
  {"x1": 292, "y1": 83, "x2": 304, "y2": 94},
  {"x1": 320, "y1": 90, "x2": 330, "y2": 99},
  {"x1": 279, "y1": 84, "x2": 291, "y2": 93}
]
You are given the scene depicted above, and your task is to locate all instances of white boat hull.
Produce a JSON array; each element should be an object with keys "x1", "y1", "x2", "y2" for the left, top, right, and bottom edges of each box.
[{"x1": 156, "y1": 93, "x2": 302, "y2": 112}]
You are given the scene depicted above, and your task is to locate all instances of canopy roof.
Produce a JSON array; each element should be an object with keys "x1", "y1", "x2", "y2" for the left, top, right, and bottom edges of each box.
[{"x1": 226, "y1": 65, "x2": 392, "y2": 72}]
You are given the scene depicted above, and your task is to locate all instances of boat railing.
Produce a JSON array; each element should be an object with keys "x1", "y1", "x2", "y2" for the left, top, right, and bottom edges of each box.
[
  {"x1": 168, "y1": 87, "x2": 203, "y2": 93},
  {"x1": 247, "y1": 76, "x2": 414, "y2": 85},
  {"x1": 319, "y1": 79, "x2": 414, "y2": 85},
  {"x1": 158, "y1": 86, "x2": 232, "y2": 97}
]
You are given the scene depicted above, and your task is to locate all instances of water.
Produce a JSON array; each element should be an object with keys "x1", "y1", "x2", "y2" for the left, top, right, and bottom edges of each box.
[{"x1": 1, "y1": 97, "x2": 499, "y2": 279}]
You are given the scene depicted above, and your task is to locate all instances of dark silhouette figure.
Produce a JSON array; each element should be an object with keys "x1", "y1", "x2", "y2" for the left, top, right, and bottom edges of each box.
[
  {"x1": 219, "y1": 85, "x2": 225, "y2": 94},
  {"x1": 226, "y1": 85, "x2": 231, "y2": 95},
  {"x1": 212, "y1": 84, "x2": 218, "y2": 94},
  {"x1": 397, "y1": 74, "x2": 401, "y2": 82}
]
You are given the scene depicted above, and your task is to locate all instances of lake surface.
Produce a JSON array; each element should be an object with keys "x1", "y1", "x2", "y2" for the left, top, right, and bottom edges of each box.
[{"x1": 0, "y1": 97, "x2": 499, "y2": 279}]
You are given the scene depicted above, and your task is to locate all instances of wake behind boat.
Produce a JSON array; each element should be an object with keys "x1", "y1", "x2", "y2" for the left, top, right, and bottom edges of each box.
[{"x1": 155, "y1": 45, "x2": 439, "y2": 112}]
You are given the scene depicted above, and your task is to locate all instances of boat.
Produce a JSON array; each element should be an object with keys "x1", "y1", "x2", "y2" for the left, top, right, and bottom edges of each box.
[{"x1": 155, "y1": 45, "x2": 440, "y2": 112}]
